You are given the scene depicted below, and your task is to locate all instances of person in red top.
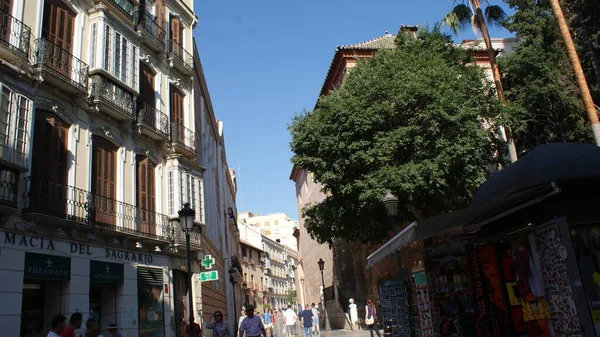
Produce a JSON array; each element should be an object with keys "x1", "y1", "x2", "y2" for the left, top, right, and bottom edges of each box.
[
  {"x1": 61, "y1": 312, "x2": 83, "y2": 337},
  {"x1": 186, "y1": 321, "x2": 202, "y2": 337}
]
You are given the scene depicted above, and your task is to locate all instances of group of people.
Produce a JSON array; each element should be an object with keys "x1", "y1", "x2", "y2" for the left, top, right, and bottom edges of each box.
[
  {"x1": 45, "y1": 313, "x2": 122, "y2": 337},
  {"x1": 237, "y1": 303, "x2": 322, "y2": 337}
]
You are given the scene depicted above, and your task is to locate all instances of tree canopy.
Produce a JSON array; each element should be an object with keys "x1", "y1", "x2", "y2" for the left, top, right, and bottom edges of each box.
[
  {"x1": 499, "y1": 0, "x2": 592, "y2": 150},
  {"x1": 289, "y1": 29, "x2": 502, "y2": 244}
]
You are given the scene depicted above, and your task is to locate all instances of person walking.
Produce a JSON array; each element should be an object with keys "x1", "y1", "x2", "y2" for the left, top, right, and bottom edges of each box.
[
  {"x1": 238, "y1": 308, "x2": 248, "y2": 331},
  {"x1": 61, "y1": 313, "x2": 82, "y2": 337},
  {"x1": 298, "y1": 307, "x2": 314, "y2": 337},
  {"x1": 47, "y1": 315, "x2": 67, "y2": 337},
  {"x1": 239, "y1": 305, "x2": 266, "y2": 337},
  {"x1": 310, "y1": 304, "x2": 319, "y2": 335},
  {"x1": 83, "y1": 318, "x2": 100, "y2": 337},
  {"x1": 206, "y1": 311, "x2": 233, "y2": 337},
  {"x1": 186, "y1": 321, "x2": 202, "y2": 337},
  {"x1": 365, "y1": 299, "x2": 381, "y2": 337},
  {"x1": 261, "y1": 310, "x2": 273, "y2": 337},
  {"x1": 283, "y1": 305, "x2": 297, "y2": 337}
]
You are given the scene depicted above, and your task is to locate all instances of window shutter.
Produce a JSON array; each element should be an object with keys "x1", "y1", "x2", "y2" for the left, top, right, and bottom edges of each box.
[
  {"x1": 92, "y1": 136, "x2": 117, "y2": 226},
  {"x1": 170, "y1": 86, "x2": 184, "y2": 124},
  {"x1": 156, "y1": 0, "x2": 166, "y2": 30},
  {"x1": 136, "y1": 156, "x2": 156, "y2": 234}
]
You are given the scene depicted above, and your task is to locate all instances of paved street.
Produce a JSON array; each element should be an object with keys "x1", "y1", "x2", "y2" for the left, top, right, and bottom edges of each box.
[{"x1": 268, "y1": 317, "x2": 373, "y2": 337}]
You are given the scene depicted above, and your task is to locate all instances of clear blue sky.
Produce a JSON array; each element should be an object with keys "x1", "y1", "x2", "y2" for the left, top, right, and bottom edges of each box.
[{"x1": 193, "y1": 0, "x2": 513, "y2": 221}]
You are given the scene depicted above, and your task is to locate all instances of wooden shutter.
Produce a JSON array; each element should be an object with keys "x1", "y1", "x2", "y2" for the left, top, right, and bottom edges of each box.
[
  {"x1": 0, "y1": 0, "x2": 12, "y2": 42},
  {"x1": 42, "y1": 0, "x2": 75, "y2": 76},
  {"x1": 92, "y1": 136, "x2": 117, "y2": 226},
  {"x1": 155, "y1": 0, "x2": 166, "y2": 31},
  {"x1": 139, "y1": 63, "x2": 155, "y2": 125},
  {"x1": 136, "y1": 155, "x2": 156, "y2": 235},
  {"x1": 170, "y1": 86, "x2": 184, "y2": 144},
  {"x1": 169, "y1": 15, "x2": 181, "y2": 56},
  {"x1": 31, "y1": 112, "x2": 69, "y2": 215}
]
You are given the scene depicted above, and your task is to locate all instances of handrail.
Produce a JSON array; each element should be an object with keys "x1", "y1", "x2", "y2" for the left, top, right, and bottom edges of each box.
[
  {"x1": 33, "y1": 38, "x2": 89, "y2": 91},
  {"x1": 0, "y1": 9, "x2": 31, "y2": 57}
]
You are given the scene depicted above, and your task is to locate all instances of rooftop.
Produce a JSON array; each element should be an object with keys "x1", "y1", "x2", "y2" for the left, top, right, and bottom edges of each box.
[{"x1": 337, "y1": 32, "x2": 397, "y2": 51}]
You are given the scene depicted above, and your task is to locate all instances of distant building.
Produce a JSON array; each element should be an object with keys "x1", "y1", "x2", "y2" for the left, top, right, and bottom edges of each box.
[
  {"x1": 238, "y1": 212, "x2": 298, "y2": 251},
  {"x1": 262, "y1": 235, "x2": 298, "y2": 310}
]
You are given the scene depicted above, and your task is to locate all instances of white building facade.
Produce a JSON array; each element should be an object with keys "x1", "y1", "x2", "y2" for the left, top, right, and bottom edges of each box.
[{"x1": 238, "y1": 212, "x2": 298, "y2": 251}]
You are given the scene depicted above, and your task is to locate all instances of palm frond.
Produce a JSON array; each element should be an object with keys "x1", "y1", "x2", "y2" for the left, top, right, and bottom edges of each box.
[
  {"x1": 484, "y1": 5, "x2": 508, "y2": 28},
  {"x1": 441, "y1": 4, "x2": 473, "y2": 35}
]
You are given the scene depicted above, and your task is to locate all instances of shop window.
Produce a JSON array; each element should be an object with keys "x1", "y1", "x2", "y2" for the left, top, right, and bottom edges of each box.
[
  {"x1": 173, "y1": 270, "x2": 188, "y2": 337},
  {"x1": 138, "y1": 267, "x2": 165, "y2": 337}
]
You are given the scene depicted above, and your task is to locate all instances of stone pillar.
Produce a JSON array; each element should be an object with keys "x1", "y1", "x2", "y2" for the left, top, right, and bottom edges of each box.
[
  {"x1": 0, "y1": 248, "x2": 24, "y2": 337},
  {"x1": 64, "y1": 256, "x2": 91, "y2": 325}
]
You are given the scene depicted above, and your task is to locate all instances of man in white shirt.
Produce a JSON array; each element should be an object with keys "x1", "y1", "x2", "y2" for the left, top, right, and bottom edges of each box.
[
  {"x1": 283, "y1": 305, "x2": 298, "y2": 337},
  {"x1": 311, "y1": 304, "x2": 320, "y2": 335},
  {"x1": 47, "y1": 314, "x2": 66, "y2": 337}
]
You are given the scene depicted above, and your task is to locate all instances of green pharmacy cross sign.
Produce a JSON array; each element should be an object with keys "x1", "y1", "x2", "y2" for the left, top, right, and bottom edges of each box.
[
  {"x1": 199, "y1": 270, "x2": 219, "y2": 282},
  {"x1": 201, "y1": 255, "x2": 216, "y2": 269}
]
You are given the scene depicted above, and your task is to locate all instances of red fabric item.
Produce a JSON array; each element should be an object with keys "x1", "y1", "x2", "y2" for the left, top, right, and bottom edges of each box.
[
  {"x1": 61, "y1": 327, "x2": 76, "y2": 337},
  {"x1": 526, "y1": 320, "x2": 552, "y2": 337},
  {"x1": 510, "y1": 307, "x2": 526, "y2": 333},
  {"x1": 186, "y1": 323, "x2": 202, "y2": 337}
]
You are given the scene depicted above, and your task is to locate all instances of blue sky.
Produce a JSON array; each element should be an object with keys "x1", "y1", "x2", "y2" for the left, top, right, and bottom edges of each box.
[{"x1": 194, "y1": 0, "x2": 514, "y2": 221}]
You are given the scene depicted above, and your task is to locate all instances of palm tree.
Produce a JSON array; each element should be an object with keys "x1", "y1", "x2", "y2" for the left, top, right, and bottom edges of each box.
[
  {"x1": 442, "y1": 0, "x2": 519, "y2": 163},
  {"x1": 548, "y1": 0, "x2": 600, "y2": 145}
]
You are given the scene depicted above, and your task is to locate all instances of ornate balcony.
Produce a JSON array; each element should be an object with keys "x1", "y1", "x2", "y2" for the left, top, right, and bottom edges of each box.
[
  {"x1": 170, "y1": 121, "x2": 196, "y2": 157},
  {"x1": 134, "y1": 11, "x2": 166, "y2": 52},
  {"x1": 167, "y1": 39, "x2": 192, "y2": 75},
  {"x1": 89, "y1": 75, "x2": 135, "y2": 120},
  {"x1": 0, "y1": 165, "x2": 18, "y2": 210},
  {"x1": 23, "y1": 176, "x2": 173, "y2": 243},
  {"x1": 93, "y1": 0, "x2": 134, "y2": 23},
  {"x1": 171, "y1": 226, "x2": 202, "y2": 249},
  {"x1": 0, "y1": 9, "x2": 31, "y2": 63},
  {"x1": 137, "y1": 101, "x2": 169, "y2": 139},
  {"x1": 32, "y1": 38, "x2": 89, "y2": 94}
]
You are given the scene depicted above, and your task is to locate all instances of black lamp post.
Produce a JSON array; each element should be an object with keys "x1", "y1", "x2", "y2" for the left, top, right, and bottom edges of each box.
[
  {"x1": 382, "y1": 191, "x2": 404, "y2": 281},
  {"x1": 179, "y1": 203, "x2": 196, "y2": 337},
  {"x1": 229, "y1": 270, "x2": 238, "y2": 332},
  {"x1": 317, "y1": 258, "x2": 331, "y2": 330}
]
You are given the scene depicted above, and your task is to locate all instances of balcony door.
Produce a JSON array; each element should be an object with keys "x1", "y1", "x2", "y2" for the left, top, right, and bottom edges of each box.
[
  {"x1": 41, "y1": 0, "x2": 75, "y2": 77},
  {"x1": 0, "y1": 0, "x2": 12, "y2": 43},
  {"x1": 139, "y1": 63, "x2": 155, "y2": 126},
  {"x1": 169, "y1": 15, "x2": 182, "y2": 58},
  {"x1": 170, "y1": 86, "x2": 184, "y2": 144},
  {"x1": 136, "y1": 155, "x2": 156, "y2": 235},
  {"x1": 30, "y1": 111, "x2": 69, "y2": 216},
  {"x1": 92, "y1": 136, "x2": 117, "y2": 227}
]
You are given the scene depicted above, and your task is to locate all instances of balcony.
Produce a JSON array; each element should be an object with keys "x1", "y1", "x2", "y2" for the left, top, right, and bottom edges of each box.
[
  {"x1": 0, "y1": 165, "x2": 18, "y2": 210},
  {"x1": 23, "y1": 176, "x2": 176, "y2": 244},
  {"x1": 32, "y1": 38, "x2": 89, "y2": 94},
  {"x1": 93, "y1": 0, "x2": 134, "y2": 23},
  {"x1": 89, "y1": 75, "x2": 135, "y2": 120},
  {"x1": 170, "y1": 121, "x2": 196, "y2": 157},
  {"x1": 171, "y1": 226, "x2": 202, "y2": 249},
  {"x1": 0, "y1": 9, "x2": 31, "y2": 62},
  {"x1": 137, "y1": 101, "x2": 169, "y2": 139},
  {"x1": 268, "y1": 287, "x2": 274, "y2": 293},
  {"x1": 167, "y1": 39, "x2": 192, "y2": 75},
  {"x1": 242, "y1": 256, "x2": 249, "y2": 264},
  {"x1": 134, "y1": 11, "x2": 166, "y2": 52}
]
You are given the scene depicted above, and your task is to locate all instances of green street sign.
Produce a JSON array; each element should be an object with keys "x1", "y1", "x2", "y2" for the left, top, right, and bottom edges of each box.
[
  {"x1": 201, "y1": 255, "x2": 216, "y2": 269},
  {"x1": 199, "y1": 270, "x2": 219, "y2": 282}
]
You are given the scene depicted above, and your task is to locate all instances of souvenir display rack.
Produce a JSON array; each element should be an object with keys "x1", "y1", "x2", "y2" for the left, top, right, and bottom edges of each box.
[{"x1": 379, "y1": 280, "x2": 412, "y2": 337}]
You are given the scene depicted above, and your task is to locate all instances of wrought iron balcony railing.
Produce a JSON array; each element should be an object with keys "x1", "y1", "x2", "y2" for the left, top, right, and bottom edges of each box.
[
  {"x1": 134, "y1": 10, "x2": 166, "y2": 49},
  {"x1": 0, "y1": 9, "x2": 31, "y2": 57},
  {"x1": 170, "y1": 121, "x2": 196, "y2": 152},
  {"x1": 33, "y1": 38, "x2": 89, "y2": 92},
  {"x1": 171, "y1": 226, "x2": 202, "y2": 248},
  {"x1": 168, "y1": 39, "x2": 192, "y2": 72},
  {"x1": 23, "y1": 176, "x2": 172, "y2": 241},
  {"x1": 106, "y1": 0, "x2": 134, "y2": 19},
  {"x1": 90, "y1": 75, "x2": 135, "y2": 118},
  {"x1": 137, "y1": 101, "x2": 169, "y2": 137}
]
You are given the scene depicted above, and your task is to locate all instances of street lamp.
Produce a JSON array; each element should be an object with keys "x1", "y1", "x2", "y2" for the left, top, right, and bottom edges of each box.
[
  {"x1": 317, "y1": 258, "x2": 331, "y2": 330},
  {"x1": 382, "y1": 191, "x2": 404, "y2": 281},
  {"x1": 179, "y1": 203, "x2": 197, "y2": 337},
  {"x1": 229, "y1": 269, "x2": 238, "y2": 331}
]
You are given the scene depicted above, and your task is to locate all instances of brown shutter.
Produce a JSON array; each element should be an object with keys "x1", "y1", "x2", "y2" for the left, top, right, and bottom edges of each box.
[
  {"x1": 31, "y1": 112, "x2": 69, "y2": 215},
  {"x1": 170, "y1": 86, "x2": 184, "y2": 124},
  {"x1": 92, "y1": 136, "x2": 117, "y2": 226},
  {"x1": 136, "y1": 156, "x2": 156, "y2": 234},
  {"x1": 42, "y1": 0, "x2": 75, "y2": 77},
  {"x1": 139, "y1": 63, "x2": 155, "y2": 107},
  {"x1": 156, "y1": 0, "x2": 166, "y2": 30},
  {"x1": 169, "y1": 16, "x2": 181, "y2": 56}
]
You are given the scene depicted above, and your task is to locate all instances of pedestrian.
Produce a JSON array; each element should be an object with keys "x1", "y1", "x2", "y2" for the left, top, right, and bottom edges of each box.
[
  {"x1": 106, "y1": 324, "x2": 123, "y2": 337},
  {"x1": 310, "y1": 304, "x2": 319, "y2": 335},
  {"x1": 61, "y1": 312, "x2": 82, "y2": 337},
  {"x1": 283, "y1": 305, "x2": 297, "y2": 337},
  {"x1": 186, "y1": 320, "x2": 202, "y2": 337},
  {"x1": 261, "y1": 310, "x2": 273, "y2": 337},
  {"x1": 238, "y1": 305, "x2": 266, "y2": 337},
  {"x1": 206, "y1": 311, "x2": 233, "y2": 337},
  {"x1": 47, "y1": 314, "x2": 67, "y2": 337},
  {"x1": 83, "y1": 318, "x2": 99, "y2": 337},
  {"x1": 365, "y1": 299, "x2": 381, "y2": 337},
  {"x1": 238, "y1": 308, "x2": 247, "y2": 331},
  {"x1": 298, "y1": 306, "x2": 314, "y2": 337}
]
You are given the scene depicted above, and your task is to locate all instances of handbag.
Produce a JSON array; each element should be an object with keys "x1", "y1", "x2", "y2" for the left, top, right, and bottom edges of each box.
[{"x1": 365, "y1": 317, "x2": 375, "y2": 325}]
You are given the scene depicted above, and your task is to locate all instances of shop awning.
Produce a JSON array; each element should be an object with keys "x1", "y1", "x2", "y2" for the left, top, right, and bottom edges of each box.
[{"x1": 366, "y1": 182, "x2": 561, "y2": 269}]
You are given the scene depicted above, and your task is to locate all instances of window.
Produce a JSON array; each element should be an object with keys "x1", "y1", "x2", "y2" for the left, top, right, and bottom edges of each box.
[
  {"x1": 167, "y1": 170, "x2": 175, "y2": 215},
  {"x1": 264, "y1": 221, "x2": 270, "y2": 227},
  {"x1": 91, "y1": 21, "x2": 138, "y2": 89},
  {"x1": 242, "y1": 246, "x2": 247, "y2": 257},
  {"x1": 0, "y1": 84, "x2": 31, "y2": 167},
  {"x1": 264, "y1": 230, "x2": 271, "y2": 236},
  {"x1": 137, "y1": 156, "x2": 156, "y2": 234},
  {"x1": 92, "y1": 136, "x2": 117, "y2": 226},
  {"x1": 274, "y1": 220, "x2": 279, "y2": 226},
  {"x1": 180, "y1": 172, "x2": 201, "y2": 222}
]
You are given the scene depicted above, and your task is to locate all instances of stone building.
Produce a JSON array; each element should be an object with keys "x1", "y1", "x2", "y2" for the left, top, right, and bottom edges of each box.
[
  {"x1": 0, "y1": 0, "x2": 238, "y2": 336},
  {"x1": 261, "y1": 235, "x2": 298, "y2": 310},
  {"x1": 238, "y1": 212, "x2": 298, "y2": 250}
]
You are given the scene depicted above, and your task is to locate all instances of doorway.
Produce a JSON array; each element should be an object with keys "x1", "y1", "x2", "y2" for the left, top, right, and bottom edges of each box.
[
  {"x1": 89, "y1": 284, "x2": 118, "y2": 332},
  {"x1": 20, "y1": 281, "x2": 64, "y2": 337}
]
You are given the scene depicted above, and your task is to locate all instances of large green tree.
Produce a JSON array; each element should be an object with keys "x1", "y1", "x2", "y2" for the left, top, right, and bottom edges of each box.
[
  {"x1": 499, "y1": 0, "x2": 592, "y2": 150},
  {"x1": 289, "y1": 29, "x2": 502, "y2": 244}
]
